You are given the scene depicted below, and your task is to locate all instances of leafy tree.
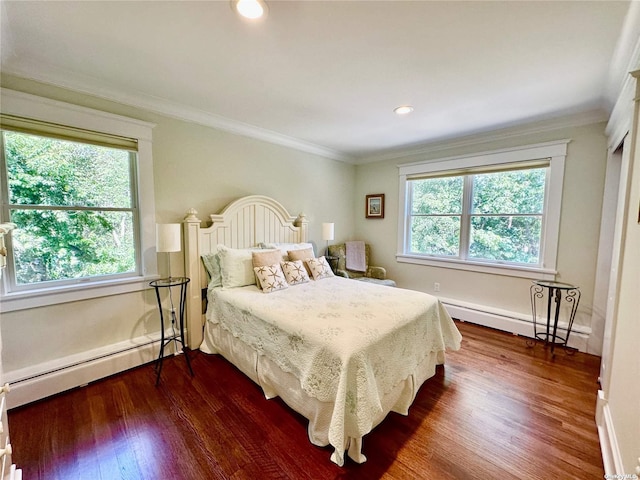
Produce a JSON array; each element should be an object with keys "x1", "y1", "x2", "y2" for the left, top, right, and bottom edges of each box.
[
  {"x1": 409, "y1": 168, "x2": 546, "y2": 264},
  {"x1": 469, "y1": 169, "x2": 545, "y2": 263},
  {"x1": 3, "y1": 131, "x2": 136, "y2": 285},
  {"x1": 410, "y1": 176, "x2": 462, "y2": 256}
]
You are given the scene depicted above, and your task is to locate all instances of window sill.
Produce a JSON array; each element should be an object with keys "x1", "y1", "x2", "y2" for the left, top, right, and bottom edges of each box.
[
  {"x1": 396, "y1": 254, "x2": 557, "y2": 280},
  {"x1": 0, "y1": 275, "x2": 160, "y2": 313}
]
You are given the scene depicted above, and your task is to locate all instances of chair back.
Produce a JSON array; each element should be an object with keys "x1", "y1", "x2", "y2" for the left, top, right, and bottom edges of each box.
[{"x1": 328, "y1": 243, "x2": 371, "y2": 277}]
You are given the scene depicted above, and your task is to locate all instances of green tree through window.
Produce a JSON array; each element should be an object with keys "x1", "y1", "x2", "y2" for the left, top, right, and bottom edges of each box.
[
  {"x1": 410, "y1": 176, "x2": 462, "y2": 256},
  {"x1": 408, "y1": 167, "x2": 546, "y2": 265},
  {"x1": 2, "y1": 131, "x2": 137, "y2": 286}
]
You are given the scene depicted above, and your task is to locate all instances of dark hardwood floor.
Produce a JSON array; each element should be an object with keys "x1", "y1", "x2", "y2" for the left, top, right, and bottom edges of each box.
[{"x1": 9, "y1": 321, "x2": 604, "y2": 479}]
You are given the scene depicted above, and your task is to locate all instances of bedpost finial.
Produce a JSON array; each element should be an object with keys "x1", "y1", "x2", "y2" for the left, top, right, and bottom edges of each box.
[
  {"x1": 184, "y1": 208, "x2": 200, "y2": 223},
  {"x1": 295, "y1": 213, "x2": 308, "y2": 226}
]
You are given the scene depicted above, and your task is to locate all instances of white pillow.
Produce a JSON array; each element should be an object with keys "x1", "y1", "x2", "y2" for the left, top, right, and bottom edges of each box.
[
  {"x1": 253, "y1": 264, "x2": 289, "y2": 293},
  {"x1": 281, "y1": 260, "x2": 310, "y2": 285},
  {"x1": 305, "y1": 256, "x2": 334, "y2": 280},
  {"x1": 217, "y1": 245, "x2": 259, "y2": 288},
  {"x1": 201, "y1": 249, "x2": 222, "y2": 288},
  {"x1": 264, "y1": 242, "x2": 314, "y2": 260}
]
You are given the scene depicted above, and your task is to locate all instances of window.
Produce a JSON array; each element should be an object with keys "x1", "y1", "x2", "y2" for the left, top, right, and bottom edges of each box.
[
  {"x1": 1, "y1": 130, "x2": 138, "y2": 289},
  {"x1": 0, "y1": 89, "x2": 157, "y2": 311},
  {"x1": 398, "y1": 140, "x2": 569, "y2": 279},
  {"x1": 409, "y1": 166, "x2": 547, "y2": 263}
]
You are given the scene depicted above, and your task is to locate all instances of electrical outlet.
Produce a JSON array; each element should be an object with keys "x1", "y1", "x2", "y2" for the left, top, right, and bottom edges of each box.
[{"x1": 434, "y1": 282, "x2": 440, "y2": 292}]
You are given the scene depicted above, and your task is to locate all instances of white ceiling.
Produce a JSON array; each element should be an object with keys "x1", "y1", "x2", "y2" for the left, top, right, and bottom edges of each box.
[{"x1": 0, "y1": 1, "x2": 636, "y2": 163}]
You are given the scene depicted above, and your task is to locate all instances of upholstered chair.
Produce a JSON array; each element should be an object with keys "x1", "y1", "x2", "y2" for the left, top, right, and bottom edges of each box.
[{"x1": 327, "y1": 243, "x2": 396, "y2": 287}]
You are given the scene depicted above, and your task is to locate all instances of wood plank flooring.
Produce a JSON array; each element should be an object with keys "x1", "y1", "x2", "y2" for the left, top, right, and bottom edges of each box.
[{"x1": 9, "y1": 321, "x2": 603, "y2": 479}]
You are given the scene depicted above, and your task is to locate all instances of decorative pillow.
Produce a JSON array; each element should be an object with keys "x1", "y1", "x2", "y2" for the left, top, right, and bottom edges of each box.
[
  {"x1": 286, "y1": 246, "x2": 314, "y2": 260},
  {"x1": 252, "y1": 249, "x2": 285, "y2": 288},
  {"x1": 253, "y1": 263, "x2": 289, "y2": 293},
  {"x1": 201, "y1": 251, "x2": 222, "y2": 288},
  {"x1": 288, "y1": 247, "x2": 315, "y2": 275},
  {"x1": 281, "y1": 260, "x2": 310, "y2": 285},
  {"x1": 217, "y1": 245, "x2": 259, "y2": 288},
  {"x1": 252, "y1": 249, "x2": 284, "y2": 267},
  {"x1": 305, "y1": 256, "x2": 335, "y2": 280},
  {"x1": 265, "y1": 242, "x2": 314, "y2": 260}
]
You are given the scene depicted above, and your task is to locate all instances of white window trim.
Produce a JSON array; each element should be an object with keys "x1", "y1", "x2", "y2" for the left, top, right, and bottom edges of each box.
[
  {"x1": 397, "y1": 139, "x2": 570, "y2": 280},
  {"x1": 0, "y1": 88, "x2": 158, "y2": 312}
]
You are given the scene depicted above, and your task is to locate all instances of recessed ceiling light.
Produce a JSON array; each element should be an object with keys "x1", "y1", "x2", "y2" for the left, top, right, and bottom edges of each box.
[
  {"x1": 394, "y1": 105, "x2": 414, "y2": 115},
  {"x1": 232, "y1": 0, "x2": 268, "y2": 20}
]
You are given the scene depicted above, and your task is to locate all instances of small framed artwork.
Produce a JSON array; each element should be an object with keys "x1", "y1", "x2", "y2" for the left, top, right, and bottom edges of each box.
[{"x1": 366, "y1": 194, "x2": 385, "y2": 219}]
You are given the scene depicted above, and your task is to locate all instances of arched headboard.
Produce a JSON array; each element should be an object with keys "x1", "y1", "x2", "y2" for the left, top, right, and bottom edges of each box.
[{"x1": 183, "y1": 195, "x2": 308, "y2": 348}]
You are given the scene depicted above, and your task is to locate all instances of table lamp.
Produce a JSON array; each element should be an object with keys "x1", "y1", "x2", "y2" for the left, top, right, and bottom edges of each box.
[
  {"x1": 322, "y1": 222, "x2": 334, "y2": 256},
  {"x1": 156, "y1": 223, "x2": 181, "y2": 280}
]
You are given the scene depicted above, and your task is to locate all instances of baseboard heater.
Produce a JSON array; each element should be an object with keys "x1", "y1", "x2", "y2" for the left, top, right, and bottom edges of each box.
[
  {"x1": 440, "y1": 297, "x2": 590, "y2": 352},
  {"x1": 3, "y1": 330, "x2": 178, "y2": 408}
]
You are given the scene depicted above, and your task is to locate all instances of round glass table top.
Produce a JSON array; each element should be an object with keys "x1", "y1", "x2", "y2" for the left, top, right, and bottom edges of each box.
[
  {"x1": 149, "y1": 276, "x2": 190, "y2": 288},
  {"x1": 533, "y1": 280, "x2": 578, "y2": 290}
]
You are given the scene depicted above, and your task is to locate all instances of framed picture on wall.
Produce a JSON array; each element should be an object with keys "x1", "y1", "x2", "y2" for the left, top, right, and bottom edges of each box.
[{"x1": 366, "y1": 194, "x2": 385, "y2": 219}]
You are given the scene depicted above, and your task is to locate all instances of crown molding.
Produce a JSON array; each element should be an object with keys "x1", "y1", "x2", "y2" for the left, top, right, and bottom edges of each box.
[
  {"x1": 605, "y1": 10, "x2": 640, "y2": 149},
  {"x1": 354, "y1": 109, "x2": 608, "y2": 165},
  {"x1": 605, "y1": 73, "x2": 635, "y2": 150},
  {"x1": 2, "y1": 53, "x2": 620, "y2": 166},
  {"x1": 605, "y1": 2, "x2": 640, "y2": 109},
  {"x1": 2, "y1": 60, "x2": 352, "y2": 163}
]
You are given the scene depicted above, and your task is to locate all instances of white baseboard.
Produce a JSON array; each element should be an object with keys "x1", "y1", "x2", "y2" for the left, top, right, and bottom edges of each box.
[
  {"x1": 4, "y1": 330, "x2": 179, "y2": 409},
  {"x1": 441, "y1": 297, "x2": 591, "y2": 352},
  {"x1": 596, "y1": 390, "x2": 624, "y2": 475},
  {"x1": 5, "y1": 298, "x2": 591, "y2": 408}
]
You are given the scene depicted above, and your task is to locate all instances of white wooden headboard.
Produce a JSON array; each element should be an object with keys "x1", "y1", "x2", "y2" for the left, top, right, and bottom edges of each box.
[{"x1": 183, "y1": 195, "x2": 308, "y2": 348}]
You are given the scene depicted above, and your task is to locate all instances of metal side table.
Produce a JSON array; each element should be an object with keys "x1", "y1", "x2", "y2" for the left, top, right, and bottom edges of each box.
[
  {"x1": 325, "y1": 255, "x2": 339, "y2": 275},
  {"x1": 529, "y1": 280, "x2": 581, "y2": 355},
  {"x1": 150, "y1": 277, "x2": 194, "y2": 385}
]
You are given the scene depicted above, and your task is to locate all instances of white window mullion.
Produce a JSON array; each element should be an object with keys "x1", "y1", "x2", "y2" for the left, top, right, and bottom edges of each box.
[{"x1": 459, "y1": 175, "x2": 473, "y2": 260}]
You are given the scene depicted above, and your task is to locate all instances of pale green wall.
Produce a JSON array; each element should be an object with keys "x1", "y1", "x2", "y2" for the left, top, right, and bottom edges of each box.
[
  {"x1": 354, "y1": 123, "x2": 608, "y2": 330},
  {"x1": 0, "y1": 74, "x2": 609, "y2": 377},
  {"x1": 0, "y1": 75, "x2": 356, "y2": 373}
]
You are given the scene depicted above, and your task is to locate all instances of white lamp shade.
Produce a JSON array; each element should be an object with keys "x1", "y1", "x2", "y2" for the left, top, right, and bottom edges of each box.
[
  {"x1": 156, "y1": 224, "x2": 181, "y2": 252},
  {"x1": 322, "y1": 223, "x2": 335, "y2": 241}
]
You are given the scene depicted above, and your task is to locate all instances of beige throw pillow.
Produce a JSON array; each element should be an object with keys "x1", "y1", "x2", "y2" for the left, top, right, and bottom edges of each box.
[
  {"x1": 252, "y1": 250, "x2": 284, "y2": 289},
  {"x1": 288, "y1": 247, "x2": 315, "y2": 275},
  {"x1": 264, "y1": 242, "x2": 314, "y2": 261},
  {"x1": 252, "y1": 249, "x2": 283, "y2": 267}
]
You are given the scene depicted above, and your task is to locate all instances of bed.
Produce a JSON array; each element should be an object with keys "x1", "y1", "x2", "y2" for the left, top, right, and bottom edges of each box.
[{"x1": 183, "y1": 195, "x2": 461, "y2": 466}]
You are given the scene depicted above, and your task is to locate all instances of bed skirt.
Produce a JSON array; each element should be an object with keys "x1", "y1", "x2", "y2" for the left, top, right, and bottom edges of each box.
[{"x1": 200, "y1": 320, "x2": 445, "y2": 466}]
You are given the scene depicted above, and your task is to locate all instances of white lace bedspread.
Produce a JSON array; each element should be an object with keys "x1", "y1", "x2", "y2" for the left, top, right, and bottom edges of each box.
[{"x1": 207, "y1": 276, "x2": 461, "y2": 463}]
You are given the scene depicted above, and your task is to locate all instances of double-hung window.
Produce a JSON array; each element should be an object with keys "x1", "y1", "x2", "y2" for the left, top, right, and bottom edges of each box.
[
  {"x1": 1, "y1": 122, "x2": 139, "y2": 289},
  {"x1": 0, "y1": 89, "x2": 156, "y2": 311},
  {"x1": 398, "y1": 140, "x2": 569, "y2": 279}
]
